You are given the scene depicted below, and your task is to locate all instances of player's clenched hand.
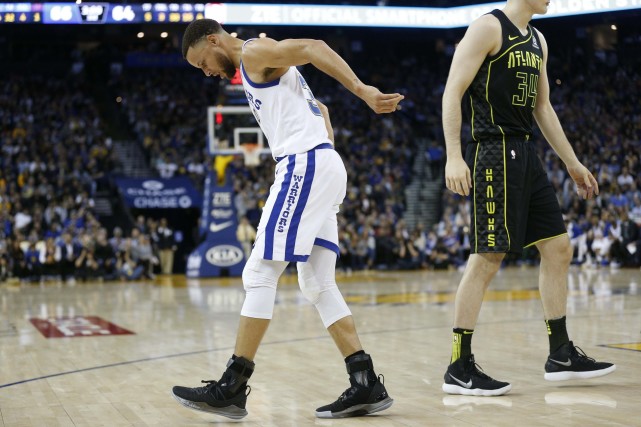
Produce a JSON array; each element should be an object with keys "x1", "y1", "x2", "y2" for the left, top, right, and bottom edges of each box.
[
  {"x1": 358, "y1": 85, "x2": 404, "y2": 114},
  {"x1": 445, "y1": 157, "x2": 472, "y2": 196},
  {"x1": 567, "y1": 162, "x2": 599, "y2": 199}
]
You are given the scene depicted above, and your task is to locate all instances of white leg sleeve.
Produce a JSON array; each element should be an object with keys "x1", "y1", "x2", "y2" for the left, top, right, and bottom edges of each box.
[
  {"x1": 240, "y1": 251, "x2": 288, "y2": 319},
  {"x1": 298, "y1": 246, "x2": 352, "y2": 328}
]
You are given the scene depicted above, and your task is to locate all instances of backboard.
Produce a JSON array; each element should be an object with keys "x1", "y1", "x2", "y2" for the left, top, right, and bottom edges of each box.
[{"x1": 207, "y1": 105, "x2": 271, "y2": 158}]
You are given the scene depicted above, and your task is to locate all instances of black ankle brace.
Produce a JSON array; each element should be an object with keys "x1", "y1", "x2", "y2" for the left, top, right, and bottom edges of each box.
[
  {"x1": 221, "y1": 356, "x2": 255, "y2": 394},
  {"x1": 227, "y1": 356, "x2": 255, "y2": 378},
  {"x1": 345, "y1": 352, "x2": 374, "y2": 375},
  {"x1": 345, "y1": 352, "x2": 377, "y2": 387}
]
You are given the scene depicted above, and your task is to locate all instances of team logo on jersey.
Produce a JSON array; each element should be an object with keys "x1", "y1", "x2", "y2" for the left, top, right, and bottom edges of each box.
[
  {"x1": 277, "y1": 175, "x2": 304, "y2": 232},
  {"x1": 298, "y1": 73, "x2": 322, "y2": 116},
  {"x1": 532, "y1": 36, "x2": 540, "y2": 50}
]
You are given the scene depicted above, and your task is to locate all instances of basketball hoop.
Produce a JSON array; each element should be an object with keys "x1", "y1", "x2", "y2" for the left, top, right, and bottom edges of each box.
[{"x1": 241, "y1": 143, "x2": 260, "y2": 167}]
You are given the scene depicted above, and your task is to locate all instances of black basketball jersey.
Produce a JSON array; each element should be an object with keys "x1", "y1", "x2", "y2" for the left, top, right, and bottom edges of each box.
[{"x1": 467, "y1": 9, "x2": 543, "y2": 140}]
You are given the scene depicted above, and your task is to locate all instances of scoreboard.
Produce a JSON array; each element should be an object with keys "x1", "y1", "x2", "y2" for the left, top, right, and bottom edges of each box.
[
  {"x1": 0, "y1": 3, "x2": 205, "y2": 24},
  {"x1": 1, "y1": 1, "x2": 641, "y2": 27}
]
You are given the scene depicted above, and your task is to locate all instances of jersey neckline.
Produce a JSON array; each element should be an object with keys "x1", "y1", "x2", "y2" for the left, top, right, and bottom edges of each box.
[
  {"x1": 240, "y1": 60, "x2": 280, "y2": 89},
  {"x1": 495, "y1": 9, "x2": 531, "y2": 40}
]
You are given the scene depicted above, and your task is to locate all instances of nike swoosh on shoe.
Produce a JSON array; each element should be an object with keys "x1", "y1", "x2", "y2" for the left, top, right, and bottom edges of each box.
[
  {"x1": 449, "y1": 374, "x2": 473, "y2": 388},
  {"x1": 549, "y1": 358, "x2": 572, "y2": 367}
]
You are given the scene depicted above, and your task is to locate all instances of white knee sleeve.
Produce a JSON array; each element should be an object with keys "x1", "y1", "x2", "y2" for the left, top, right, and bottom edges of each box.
[
  {"x1": 298, "y1": 264, "x2": 322, "y2": 304},
  {"x1": 298, "y1": 247, "x2": 351, "y2": 328},
  {"x1": 314, "y1": 286, "x2": 353, "y2": 328},
  {"x1": 240, "y1": 253, "x2": 288, "y2": 319}
]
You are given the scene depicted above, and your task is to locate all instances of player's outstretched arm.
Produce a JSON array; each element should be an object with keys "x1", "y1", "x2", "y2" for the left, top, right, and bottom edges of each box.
[
  {"x1": 442, "y1": 15, "x2": 500, "y2": 196},
  {"x1": 532, "y1": 29, "x2": 599, "y2": 199},
  {"x1": 241, "y1": 38, "x2": 403, "y2": 114}
]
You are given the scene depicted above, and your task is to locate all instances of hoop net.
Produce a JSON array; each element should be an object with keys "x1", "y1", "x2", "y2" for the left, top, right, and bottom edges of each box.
[{"x1": 241, "y1": 143, "x2": 260, "y2": 167}]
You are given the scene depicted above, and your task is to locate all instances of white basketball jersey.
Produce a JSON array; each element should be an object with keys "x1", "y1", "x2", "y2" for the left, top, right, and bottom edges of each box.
[{"x1": 240, "y1": 39, "x2": 332, "y2": 159}]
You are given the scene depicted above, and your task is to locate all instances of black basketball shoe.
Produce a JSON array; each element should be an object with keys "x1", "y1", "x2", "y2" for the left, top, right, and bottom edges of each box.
[
  {"x1": 544, "y1": 341, "x2": 616, "y2": 381},
  {"x1": 442, "y1": 354, "x2": 512, "y2": 396},
  {"x1": 315, "y1": 352, "x2": 393, "y2": 418},
  {"x1": 172, "y1": 379, "x2": 250, "y2": 419},
  {"x1": 315, "y1": 374, "x2": 393, "y2": 418},
  {"x1": 172, "y1": 356, "x2": 254, "y2": 420}
]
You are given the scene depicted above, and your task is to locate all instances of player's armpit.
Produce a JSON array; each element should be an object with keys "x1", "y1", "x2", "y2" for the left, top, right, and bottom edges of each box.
[{"x1": 315, "y1": 101, "x2": 334, "y2": 143}]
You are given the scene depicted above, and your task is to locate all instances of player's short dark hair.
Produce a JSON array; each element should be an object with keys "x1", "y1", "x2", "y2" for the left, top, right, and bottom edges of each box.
[{"x1": 182, "y1": 19, "x2": 223, "y2": 58}]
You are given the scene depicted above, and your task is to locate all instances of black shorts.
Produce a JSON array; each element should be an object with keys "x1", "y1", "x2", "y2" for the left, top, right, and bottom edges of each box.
[{"x1": 465, "y1": 137, "x2": 566, "y2": 255}]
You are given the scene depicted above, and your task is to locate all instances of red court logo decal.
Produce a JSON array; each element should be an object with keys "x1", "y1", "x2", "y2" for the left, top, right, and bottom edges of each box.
[{"x1": 30, "y1": 316, "x2": 134, "y2": 338}]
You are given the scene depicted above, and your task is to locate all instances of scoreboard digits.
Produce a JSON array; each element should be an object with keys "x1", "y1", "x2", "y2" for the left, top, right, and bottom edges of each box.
[
  {"x1": 0, "y1": 3, "x2": 204, "y2": 24},
  {"x1": 111, "y1": 5, "x2": 135, "y2": 22}
]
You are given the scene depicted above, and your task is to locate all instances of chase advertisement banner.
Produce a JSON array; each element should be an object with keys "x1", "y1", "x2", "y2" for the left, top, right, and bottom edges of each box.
[{"x1": 115, "y1": 177, "x2": 202, "y2": 209}]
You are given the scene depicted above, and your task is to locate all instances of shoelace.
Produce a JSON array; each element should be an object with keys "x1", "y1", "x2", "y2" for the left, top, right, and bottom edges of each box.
[
  {"x1": 200, "y1": 380, "x2": 227, "y2": 400},
  {"x1": 199, "y1": 380, "x2": 252, "y2": 399},
  {"x1": 338, "y1": 388, "x2": 355, "y2": 402},
  {"x1": 571, "y1": 345, "x2": 596, "y2": 363},
  {"x1": 337, "y1": 381, "x2": 359, "y2": 402},
  {"x1": 466, "y1": 358, "x2": 494, "y2": 380},
  {"x1": 337, "y1": 374, "x2": 383, "y2": 402}
]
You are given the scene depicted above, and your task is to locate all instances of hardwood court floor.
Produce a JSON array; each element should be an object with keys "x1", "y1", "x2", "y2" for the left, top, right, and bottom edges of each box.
[{"x1": 1, "y1": 266, "x2": 639, "y2": 426}]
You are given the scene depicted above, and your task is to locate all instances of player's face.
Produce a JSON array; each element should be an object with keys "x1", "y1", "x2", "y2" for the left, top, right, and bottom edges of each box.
[
  {"x1": 186, "y1": 38, "x2": 236, "y2": 80},
  {"x1": 526, "y1": 0, "x2": 550, "y2": 14}
]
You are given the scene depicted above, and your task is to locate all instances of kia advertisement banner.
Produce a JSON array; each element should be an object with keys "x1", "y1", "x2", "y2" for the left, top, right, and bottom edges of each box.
[{"x1": 115, "y1": 177, "x2": 202, "y2": 209}]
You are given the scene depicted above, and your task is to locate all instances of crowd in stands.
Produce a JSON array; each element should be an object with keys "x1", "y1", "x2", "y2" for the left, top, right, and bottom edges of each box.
[
  {"x1": 109, "y1": 64, "x2": 214, "y2": 191},
  {"x1": 0, "y1": 72, "x2": 177, "y2": 282},
  {"x1": 2, "y1": 28, "x2": 640, "y2": 282},
  {"x1": 3, "y1": 210, "x2": 176, "y2": 283}
]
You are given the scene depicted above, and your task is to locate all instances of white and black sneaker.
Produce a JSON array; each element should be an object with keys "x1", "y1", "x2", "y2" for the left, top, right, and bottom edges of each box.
[
  {"x1": 544, "y1": 341, "x2": 616, "y2": 381},
  {"x1": 442, "y1": 355, "x2": 512, "y2": 396}
]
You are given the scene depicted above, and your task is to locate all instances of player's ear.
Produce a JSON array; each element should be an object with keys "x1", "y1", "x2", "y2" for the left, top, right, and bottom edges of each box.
[{"x1": 206, "y1": 33, "x2": 221, "y2": 46}]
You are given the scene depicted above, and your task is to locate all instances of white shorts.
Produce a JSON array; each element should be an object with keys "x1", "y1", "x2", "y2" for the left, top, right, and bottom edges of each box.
[{"x1": 253, "y1": 147, "x2": 346, "y2": 262}]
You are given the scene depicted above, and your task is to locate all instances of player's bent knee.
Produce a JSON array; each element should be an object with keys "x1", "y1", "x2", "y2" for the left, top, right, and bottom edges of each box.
[
  {"x1": 242, "y1": 256, "x2": 285, "y2": 293},
  {"x1": 240, "y1": 256, "x2": 287, "y2": 319},
  {"x1": 298, "y1": 264, "x2": 321, "y2": 304},
  {"x1": 315, "y1": 286, "x2": 352, "y2": 328},
  {"x1": 297, "y1": 263, "x2": 351, "y2": 327}
]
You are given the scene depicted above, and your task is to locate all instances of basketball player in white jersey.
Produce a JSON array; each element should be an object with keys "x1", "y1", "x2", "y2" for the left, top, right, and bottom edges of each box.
[{"x1": 172, "y1": 19, "x2": 403, "y2": 419}]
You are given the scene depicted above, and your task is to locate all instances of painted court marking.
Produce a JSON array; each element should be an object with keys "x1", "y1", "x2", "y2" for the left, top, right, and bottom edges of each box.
[{"x1": 29, "y1": 316, "x2": 134, "y2": 338}]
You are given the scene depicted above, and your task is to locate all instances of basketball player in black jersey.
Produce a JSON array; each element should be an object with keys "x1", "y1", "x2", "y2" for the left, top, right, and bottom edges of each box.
[{"x1": 442, "y1": 0, "x2": 615, "y2": 396}]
